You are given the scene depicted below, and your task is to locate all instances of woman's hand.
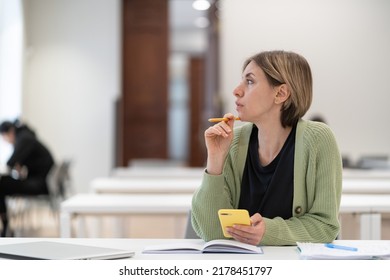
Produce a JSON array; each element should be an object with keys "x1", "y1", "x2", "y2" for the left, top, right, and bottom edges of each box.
[
  {"x1": 205, "y1": 113, "x2": 236, "y2": 175},
  {"x1": 226, "y1": 213, "x2": 266, "y2": 245}
]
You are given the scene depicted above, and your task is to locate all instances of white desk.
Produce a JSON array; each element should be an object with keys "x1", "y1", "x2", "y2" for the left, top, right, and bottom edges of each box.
[
  {"x1": 90, "y1": 177, "x2": 200, "y2": 194},
  {"x1": 60, "y1": 194, "x2": 192, "y2": 238},
  {"x1": 2, "y1": 238, "x2": 390, "y2": 261},
  {"x1": 91, "y1": 177, "x2": 390, "y2": 195},
  {"x1": 340, "y1": 194, "x2": 390, "y2": 239},
  {"x1": 60, "y1": 193, "x2": 390, "y2": 240},
  {"x1": 342, "y1": 178, "x2": 390, "y2": 194},
  {"x1": 0, "y1": 237, "x2": 298, "y2": 260},
  {"x1": 111, "y1": 167, "x2": 205, "y2": 179},
  {"x1": 341, "y1": 194, "x2": 390, "y2": 214},
  {"x1": 343, "y1": 168, "x2": 390, "y2": 179}
]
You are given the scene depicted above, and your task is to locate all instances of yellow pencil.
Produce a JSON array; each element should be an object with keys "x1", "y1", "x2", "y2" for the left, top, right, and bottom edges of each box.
[{"x1": 208, "y1": 117, "x2": 240, "y2": 123}]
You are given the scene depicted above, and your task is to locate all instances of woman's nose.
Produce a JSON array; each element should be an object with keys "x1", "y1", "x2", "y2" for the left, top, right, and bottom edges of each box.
[{"x1": 233, "y1": 85, "x2": 243, "y2": 97}]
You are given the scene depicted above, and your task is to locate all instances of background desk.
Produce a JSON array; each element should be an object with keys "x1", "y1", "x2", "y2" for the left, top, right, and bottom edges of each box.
[
  {"x1": 60, "y1": 193, "x2": 390, "y2": 240},
  {"x1": 91, "y1": 177, "x2": 390, "y2": 195},
  {"x1": 340, "y1": 194, "x2": 390, "y2": 239},
  {"x1": 90, "y1": 177, "x2": 200, "y2": 194},
  {"x1": 60, "y1": 194, "x2": 192, "y2": 238},
  {"x1": 111, "y1": 167, "x2": 204, "y2": 179},
  {"x1": 343, "y1": 168, "x2": 390, "y2": 179},
  {"x1": 342, "y1": 178, "x2": 390, "y2": 194}
]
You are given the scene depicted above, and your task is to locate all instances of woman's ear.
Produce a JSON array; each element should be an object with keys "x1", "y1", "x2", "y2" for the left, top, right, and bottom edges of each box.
[{"x1": 275, "y1": 84, "x2": 290, "y2": 104}]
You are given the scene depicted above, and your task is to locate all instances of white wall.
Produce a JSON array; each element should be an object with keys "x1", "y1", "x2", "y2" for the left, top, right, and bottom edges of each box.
[
  {"x1": 23, "y1": 0, "x2": 120, "y2": 192},
  {"x1": 0, "y1": 0, "x2": 23, "y2": 164},
  {"x1": 20, "y1": 0, "x2": 390, "y2": 193},
  {"x1": 220, "y1": 0, "x2": 390, "y2": 162}
]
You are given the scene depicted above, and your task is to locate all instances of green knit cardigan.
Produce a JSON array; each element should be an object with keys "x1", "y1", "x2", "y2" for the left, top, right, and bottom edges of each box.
[{"x1": 191, "y1": 119, "x2": 342, "y2": 245}]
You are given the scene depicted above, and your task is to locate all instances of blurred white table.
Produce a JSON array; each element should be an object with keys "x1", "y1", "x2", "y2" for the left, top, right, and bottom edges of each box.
[
  {"x1": 111, "y1": 167, "x2": 204, "y2": 179},
  {"x1": 340, "y1": 194, "x2": 390, "y2": 239},
  {"x1": 91, "y1": 177, "x2": 390, "y2": 195},
  {"x1": 343, "y1": 168, "x2": 390, "y2": 179},
  {"x1": 60, "y1": 193, "x2": 390, "y2": 240},
  {"x1": 90, "y1": 177, "x2": 200, "y2": 194},
  {"x1": 60, "y1": 194, "x2": 192, "y2": 238},
  {"x1": 342, "y1": 178, "x2": 390, "y2": 194}
]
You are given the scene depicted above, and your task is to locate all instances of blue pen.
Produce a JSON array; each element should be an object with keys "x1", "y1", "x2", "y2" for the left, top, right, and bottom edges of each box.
[{"x1": 325, "y1": 243, "x2": 358, "y2": 252}]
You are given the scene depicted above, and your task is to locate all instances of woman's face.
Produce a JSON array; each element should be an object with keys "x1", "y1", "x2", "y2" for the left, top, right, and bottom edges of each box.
[{"x1": 233, "y1": 61, "x2": 279, "y2": 123}]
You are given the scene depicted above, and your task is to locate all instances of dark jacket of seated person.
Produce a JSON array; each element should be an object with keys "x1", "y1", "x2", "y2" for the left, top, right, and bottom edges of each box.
[{"x1": 0, "y1": 120, "x2": 55, "y2": 236}]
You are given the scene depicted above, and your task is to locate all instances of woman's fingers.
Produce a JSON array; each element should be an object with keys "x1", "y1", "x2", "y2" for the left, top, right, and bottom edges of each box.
[
  {"x1": 226, "y1": 213, "x2": 265, "y2": 245},
  {"x1": 205, "y1": 122, "x2": 232, "y2": 138}
]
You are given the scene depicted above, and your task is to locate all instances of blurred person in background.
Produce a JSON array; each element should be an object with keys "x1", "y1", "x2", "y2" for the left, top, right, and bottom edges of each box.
[{"x1": 0, "y1": 119, "x2": 54, "y2": 237}]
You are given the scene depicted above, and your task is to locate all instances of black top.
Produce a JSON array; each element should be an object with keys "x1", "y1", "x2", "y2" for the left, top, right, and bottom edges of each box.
[
  {"x1": 7, "y1": 125, "x2": 54, "y2": 179},
  {"x1": 238, "y1": 124, "x2": 296, "y2": 219}
]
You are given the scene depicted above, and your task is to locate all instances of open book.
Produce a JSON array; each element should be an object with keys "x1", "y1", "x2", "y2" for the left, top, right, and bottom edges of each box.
[
  {"x1": 143, "y1": 239, "x2": 263, "y2": 254},
  {"x1": 297, "y1": 242, "x2": 390, "y2": 260}
]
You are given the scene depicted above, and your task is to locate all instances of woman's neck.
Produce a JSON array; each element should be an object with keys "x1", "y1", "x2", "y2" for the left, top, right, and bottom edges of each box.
[{"x1": 255, "y1": 121, "x2": 292, "y2": 166}]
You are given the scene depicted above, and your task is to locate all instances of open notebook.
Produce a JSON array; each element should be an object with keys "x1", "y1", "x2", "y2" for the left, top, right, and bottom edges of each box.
[
  {"x1": 0, "y1": 241, "x2": 134, "y2": 260},
  {"x1": 143, "y1": 239, "x2": 263, "y2": 254}
]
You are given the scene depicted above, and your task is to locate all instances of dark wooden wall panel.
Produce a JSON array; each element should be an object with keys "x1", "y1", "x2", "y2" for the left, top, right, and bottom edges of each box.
[
  {"x1": 188, "y1": 57, "x2": 206, "y2": 167},
  {"x1": 120, "y1": 0, "x2": 168, "y2": 166}
]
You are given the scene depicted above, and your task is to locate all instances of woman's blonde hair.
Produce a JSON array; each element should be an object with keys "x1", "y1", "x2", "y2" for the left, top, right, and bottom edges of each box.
[{"x1": 243, "y1": 50, "x2": 313, "y2": 127}]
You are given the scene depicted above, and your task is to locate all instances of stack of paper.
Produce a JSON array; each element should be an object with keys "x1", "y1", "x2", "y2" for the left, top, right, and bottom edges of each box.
[{"x1": 297, "y1": 242, "x2": 390, "y2": 259}]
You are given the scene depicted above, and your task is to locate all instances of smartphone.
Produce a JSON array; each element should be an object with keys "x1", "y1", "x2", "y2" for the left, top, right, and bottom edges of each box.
[{"x1": 218, "y1": 209, "x2": 251, "y2": 238}]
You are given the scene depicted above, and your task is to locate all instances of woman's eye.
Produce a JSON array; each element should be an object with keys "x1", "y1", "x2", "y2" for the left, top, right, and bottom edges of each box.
[{"x1": 246, "y1": 79, "x2": 254, "y2": 85}]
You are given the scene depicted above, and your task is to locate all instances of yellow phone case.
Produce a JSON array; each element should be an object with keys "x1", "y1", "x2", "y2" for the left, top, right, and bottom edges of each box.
[{"x1": 218, "y1": 209, "x2": 251, "y2": 238}]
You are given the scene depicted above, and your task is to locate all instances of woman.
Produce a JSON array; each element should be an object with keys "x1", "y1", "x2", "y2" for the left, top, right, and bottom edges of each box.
[
  {"x1": 0, "y1": 120, "x2": 55, "y2": 237},
  {"x1": 191, "y1": 50, "x2": 342, "y2": 246}
]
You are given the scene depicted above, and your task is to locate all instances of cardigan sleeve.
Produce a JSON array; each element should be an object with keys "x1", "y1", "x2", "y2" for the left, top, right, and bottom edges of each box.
[
  {"x1": 191, "y1": 124, "x2": 250, "y2": 241},
  {"x1": 191, "y1": 172, "x2": 232, "y2": 241}
]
